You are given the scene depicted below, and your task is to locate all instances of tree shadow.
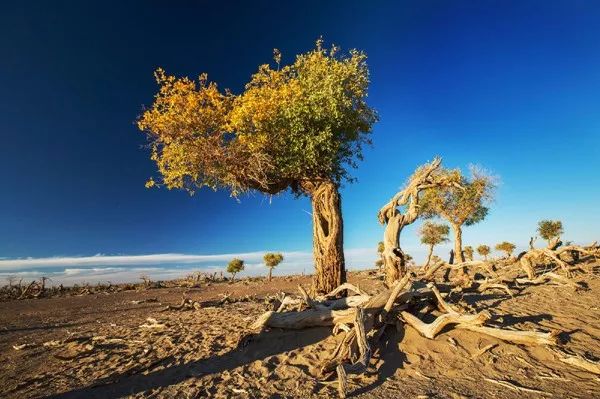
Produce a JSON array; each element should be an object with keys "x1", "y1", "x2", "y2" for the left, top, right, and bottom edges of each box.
[
  {"x1": 47, "y1": 326, "x2": 331, "y2": 399},
  {"x1": 350, "y1": 325, "x2": 407, "y2": 397},
  {"x1": 497, "y1": 313, "x2": 553, "y2": 327}
]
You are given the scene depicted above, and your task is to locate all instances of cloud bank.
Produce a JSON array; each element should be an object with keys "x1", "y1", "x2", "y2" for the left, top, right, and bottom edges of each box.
[{"x1": 0, "y1": 247, "x2": 413, "y2": 286}]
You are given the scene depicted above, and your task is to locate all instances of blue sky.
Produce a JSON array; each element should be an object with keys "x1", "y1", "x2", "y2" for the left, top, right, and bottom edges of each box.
[{"x1": 0, "y1": 1, "x2": 599, "y2": 283}]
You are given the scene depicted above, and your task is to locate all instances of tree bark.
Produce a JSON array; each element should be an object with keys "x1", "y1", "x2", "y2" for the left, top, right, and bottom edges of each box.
[
  {"x1": 381, "y1": 214, "x2": 407, "y2": 286},
  {"x1": 268, "y1": 267, "x2": 273, "y2": 282},
  {"x1": 304, "y1": 180, "x2": 346, "y2": 294},
  {"x1": 424, "y1": 244, "x2": 434, "y2": 270},
  {"x1": 452, "y1": 224, "x2": 465, "y2": 264}
]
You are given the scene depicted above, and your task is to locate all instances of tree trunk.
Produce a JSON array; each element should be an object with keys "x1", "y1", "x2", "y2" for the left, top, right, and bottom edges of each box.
[
  {"x1": 382, "y1": 214, "x2": 406, "y2": 286},
  {"x1": 268, "y1": 267, "x2": 273, "y2": 282},
  {"x1": 451, "y1": 224, "x2": 466, "y2": 276},
  {"x1": 304, "y1": 180, "x2": 346, "y2": 294},
  {"x1": 452, "y1": 224, "x2": 464, "y2": 264},
  {"x1": 424, "y1": 244, "x2": 434, "y2": 270}
]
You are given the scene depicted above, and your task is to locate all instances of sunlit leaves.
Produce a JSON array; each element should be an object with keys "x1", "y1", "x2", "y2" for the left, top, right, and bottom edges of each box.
[{"x1": 137, "y1": 40, "x2": 377, "y2": 197}]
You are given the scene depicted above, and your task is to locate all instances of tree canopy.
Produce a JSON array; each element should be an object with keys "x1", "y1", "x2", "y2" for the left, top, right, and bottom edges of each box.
[
  {"x1": 227, "y1": 258, "x2": 245, "y2": 277},
  {"x1": 495, "y1": 241, "x2": 516, "y2": 257},
  {"x1": 477, "y1": 245, "x2": 491, "y2": 258},
  {"x1": 537, "y1": 220, "x2": 563, "y2": 243},
  {"x1": 264, "y1": 253, "x2": 284, "y2": 268},
  {"x1": 138, "y1": 39, "x2": 378, "y2": 197},
  {"x1": 419, "y1": 221, "x2": 450, "y2": 246},
  {"x1": 463, "y1": 245, "x2": 474, "y2": 261},
  {"x1": 419, "y1": 167, "x2": 495, "y2": 228}
]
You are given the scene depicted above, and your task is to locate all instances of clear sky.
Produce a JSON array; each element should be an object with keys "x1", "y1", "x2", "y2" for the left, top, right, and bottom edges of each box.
[{"x1": 1, "y1": 1, "x2": 599, "y2": 283}]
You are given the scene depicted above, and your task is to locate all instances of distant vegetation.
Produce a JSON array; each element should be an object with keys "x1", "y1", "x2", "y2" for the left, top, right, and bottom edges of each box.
[
  {"x1": 263, "y1": 253, "x2": 284, "y2": 281},
  {"x1": 538, "y1": 220, "x2": 564, "y2": 249},
  {"x1": 477, "y1": 244, "x2": 491, "y2": 260},
  {"x1": 495, "y1": 241, "x2": 516, "y2": 258},
  {"x1": 227, "y1": 258, "x2": 245, "y2": 281},
  {"x1": 419, "y1": 221, "x2": 450, "y2": 269}
]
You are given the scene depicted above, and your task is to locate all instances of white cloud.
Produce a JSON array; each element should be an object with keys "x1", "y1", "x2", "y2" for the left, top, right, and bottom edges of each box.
[{"x1": 0, "y1": 246, "x2": 436, "y2": 286}]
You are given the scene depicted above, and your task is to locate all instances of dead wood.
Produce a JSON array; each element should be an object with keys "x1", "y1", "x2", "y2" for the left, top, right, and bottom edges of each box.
[
  {"x1": 550, "y1": 348, "x2": 600, "y2": 375},
  {"x1": 401, "y1": 310, "x2": 489, "y2": 339}
]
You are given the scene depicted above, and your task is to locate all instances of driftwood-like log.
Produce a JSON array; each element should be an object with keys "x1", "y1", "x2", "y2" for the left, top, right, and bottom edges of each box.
[
  {"x1": 251, "y1": 308, "x2": 356, "y2": 330},
  {"x1": 459, "y1": 325, "x2": 559, "y2": 346},
  {"x1": 551, "y1": 348, "x2": 600, "y2": 375},
  {"x1": 319, "y1": 283, "x2": 368, "y2": 300},
  {"x1": 401, "y1": 310, "x2": 489, "y2": 339}
]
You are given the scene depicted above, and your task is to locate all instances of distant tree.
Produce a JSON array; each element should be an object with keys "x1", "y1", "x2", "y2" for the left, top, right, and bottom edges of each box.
[
  {"x1": 463, "y1": 246, "x2": 474, "y2": 261},
  {"x1": 263, "y1": 253, "x2": 284, "y2": 282},
  {"x1": 419, "y1": 221, "x2": 450, "y2": 269},
  {"x1": 420, "y1": 166, "x2": 495, "y2": 265},
  {"x1": 477, "y1": 245, "x2": 491, "y2": 261},
  {"x1": 227, "y1": 258, "x2": 245, "y2": 282},
  {"x1": 137, "y1": 39, "x2": 377, "y2": 293},
  {"x1": 537, "y1": 220, "x2": 564, "y2": 249},
  {"x1": 376, "y1": 241, "x2": 385, "y2": 270},
  {"x1": 495, "y1": 241, "x2": 516, "y2": 258}
]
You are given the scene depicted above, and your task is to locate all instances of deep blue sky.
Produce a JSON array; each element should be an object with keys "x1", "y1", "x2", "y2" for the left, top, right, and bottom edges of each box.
[{"x1": 0, "y1": 1, "x2": 599, "y2": 274}]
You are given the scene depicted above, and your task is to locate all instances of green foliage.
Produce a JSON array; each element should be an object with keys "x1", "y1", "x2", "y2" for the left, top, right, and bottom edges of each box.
[
  {"x1": 138, "y1": 38, "x2": 378, "y2": 197},
  {"x1": 495, "y1": 241, "x2": 516, "y2": 257},
  {"x1": 419, "y1": 221, "x2": 450, "y2": 246},
  {"x1": 227, "y1": 258, "x2": 245, "y2": 276},
  {"x1": 375, "y1": 259, "x2": 384, "y2": 268},
  {"x1": 477, "y1": 245, "x2": 491, "y2": 257},
  {"x1": 463, "y1": 246, "x2": 474, "y2": 260},
  {"x1": 419, "y1": 166, "x2": 495, "y2": 227},
  {"x1": 263, "y1": 252, "x2": 284, "y2": 268},
  {"x1": 537, "y1": 220, "x2": 563, "y2": 242},
  {"x1": 377, "y1": 241, "x2": 385, "y2": 254}
]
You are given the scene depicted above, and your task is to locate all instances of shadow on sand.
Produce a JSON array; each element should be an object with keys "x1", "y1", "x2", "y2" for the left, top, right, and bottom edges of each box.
[{"x1": 48, "y1": 326, "x2": 331, "y2": 398}]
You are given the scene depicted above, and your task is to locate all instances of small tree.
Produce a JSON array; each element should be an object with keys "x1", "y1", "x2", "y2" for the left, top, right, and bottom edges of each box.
[
  {"x1": 376, "y1": 241, "x2": 385, "y2": 270},
  {"x1": 419, "y1": 221, "x2": 450, "y2": 269},
  {"x1": 263, "y1": 253, "x2": 284, "y2": 282},
  {"x1": 227, "y1": 258, "x2": 245, "y2": 282},
  {"x1": 420, "y1": 166, "x2": 495, "y2": 264},
  {"x1": 477, "y1": 245, "x2": 491, "y2": 261},
  {"x1": 463, "y1": 246, "x2": 474, "y2": 261},
  {"x1": 537, "y1": 220, "x2": 563, "y2": 249},
  {"x1": 495, "y1": 241, "x2": 516, "y2": 258}
]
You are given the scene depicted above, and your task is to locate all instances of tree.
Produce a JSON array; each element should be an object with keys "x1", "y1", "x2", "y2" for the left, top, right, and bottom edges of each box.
[
  {"x1": 477, "y1": 244, "x2": 491, "y2": 261},
  {"x1": 378, "y1": 158, "x2": 461, "y2": 285},
  {"x1": 375, "y1": 241, "x2": 385, "y2": 270},
  {"x1": 419, "y1": 221, "x2": 450, "y2": 269},
  {"x1": 420, "y1": 166, "x2": 495, "y2": 265},
  {"x1": 227, "y1": 258, "x2": 245, "y2": 281},
  {"x1": 537, "y1": 220, "x2": 564, "y2": 249},
  {"x1": 495, "y1": 241, "x2": 516, "y2": 258},
  {"x1": 263, "y1": 252, "x2": 284, "y2": 282},
  {"x1": 138, "y1": 39, "x2": 377, "y2": 293},
  {"x1": 463, "y1": 246, "x2": 474, "y2": 261}
]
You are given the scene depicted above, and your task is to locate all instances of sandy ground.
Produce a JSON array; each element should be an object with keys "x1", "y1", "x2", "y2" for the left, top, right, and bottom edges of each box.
[{"x1": 1, "y1": 270, "x2": 599, "y2": 398}]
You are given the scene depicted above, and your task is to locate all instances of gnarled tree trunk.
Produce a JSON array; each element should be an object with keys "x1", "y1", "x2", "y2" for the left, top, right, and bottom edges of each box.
[
  {"x1": 424, "y1": 244, "x2": 434, "y2": 270},
  {"x1": 303, "y1": 180, "x2": 346, "y2": 294},
  {"x1": 451, "y1": 224, "x2": 465, "y2": 264},
  {"x1": 381, "y1": 213, "x2": 407, "y2": 286}
]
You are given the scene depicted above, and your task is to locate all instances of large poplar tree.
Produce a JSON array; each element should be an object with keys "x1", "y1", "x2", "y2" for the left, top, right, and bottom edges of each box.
[{"x1": 137, "y1": 40, "x2": 377, "y2": 293}]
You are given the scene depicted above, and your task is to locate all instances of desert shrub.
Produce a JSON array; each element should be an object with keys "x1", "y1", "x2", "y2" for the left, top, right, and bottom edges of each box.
[
  {"x1": 227, "y1": 258, "x2": 245, "y2": 281},
  {"x1": 263, "y1": 253, "x2": 284, "y2": 281},
  {"x1": 495, "y1": 241, "x2": 516, "y2": 258},
  {"x1": 477, "y1": 244, "x2": 491, "y2": 260}
]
